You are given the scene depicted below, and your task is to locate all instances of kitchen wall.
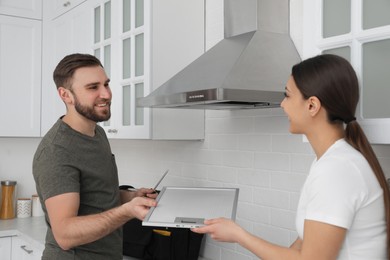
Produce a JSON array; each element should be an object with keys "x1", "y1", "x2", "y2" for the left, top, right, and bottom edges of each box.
[
  {"x1": 1, "y1": 1, "x2": 390, "y2": 260},
  {"x1": 108, "y1": 111, "x2": 390, "y2": 260},
  {"x1": 0, "y1": 138, "x2": 41, "y2": 198},
  {"x1": 1, "y1": 109, "x2": 390, "y2": 259}
]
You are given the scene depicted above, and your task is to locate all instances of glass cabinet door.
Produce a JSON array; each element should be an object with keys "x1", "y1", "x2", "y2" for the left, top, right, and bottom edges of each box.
[
  {"x1": 362, "y1": 39, "x2": 390, "y2": 118},
  {"x1": 121, "y1": 0, "x2": 146, "y2": 130},
  {"x1": 94, "y1": 0, "x2": 149, "y2": 138},
  {"x1": 320, "y1": 0, "x2": 390, "y2": 119},
  {"x1": 361, "y1": 0, "x2": 390, "y2": 119},
  {"x1": 306, "y1": 0, "x2": 390, "y2": 143}
]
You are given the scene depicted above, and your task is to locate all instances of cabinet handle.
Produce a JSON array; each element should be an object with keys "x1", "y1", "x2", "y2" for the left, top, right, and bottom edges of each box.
[
  {"x1": 21, "y1": 245, "x2": 33, "y2": 254},
  {"x1": 108, "y1": 129, "x2": 118, "y2": 134},
  {"x1": 63, "y1": 1, "x2": 71, "y2": 7}
]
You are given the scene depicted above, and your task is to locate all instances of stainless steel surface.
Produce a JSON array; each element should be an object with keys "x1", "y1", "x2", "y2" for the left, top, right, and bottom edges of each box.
[
  {"x1": 143, "y1": 186, "x2": 239, "y2": 228},
  {"x1": 138, "y1": 0, "x2": 301, "y2": 110}
]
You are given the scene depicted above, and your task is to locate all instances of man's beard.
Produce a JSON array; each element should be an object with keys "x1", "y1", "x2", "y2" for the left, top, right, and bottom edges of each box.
[{"x1": 74, "y1": 96, "x2": 111, "y2": 123}]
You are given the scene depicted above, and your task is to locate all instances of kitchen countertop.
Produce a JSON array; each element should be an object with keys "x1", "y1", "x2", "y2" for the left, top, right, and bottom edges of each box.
[
  {"x1": 0, "y1": 217, "x2": 211, "y2": 260},
  {"x1": 0, "y1": 216, "x2": 47, "y2": 251}
]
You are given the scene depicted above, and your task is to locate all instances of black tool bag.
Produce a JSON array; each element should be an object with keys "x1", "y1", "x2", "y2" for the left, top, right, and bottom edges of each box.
[{"x1": 123, "y1": 218, "x2": 204, "y2": 260}]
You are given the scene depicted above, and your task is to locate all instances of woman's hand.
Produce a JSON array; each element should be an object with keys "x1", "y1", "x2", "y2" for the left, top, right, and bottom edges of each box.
[{"x1": 191, "y1": 218, "x2": 246, "y2": 243}]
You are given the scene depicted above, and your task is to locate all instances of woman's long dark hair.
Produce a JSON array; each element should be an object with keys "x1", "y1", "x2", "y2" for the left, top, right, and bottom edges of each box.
[{"x1": 292, "y1": 54, "x2": 390, "y2": 257}]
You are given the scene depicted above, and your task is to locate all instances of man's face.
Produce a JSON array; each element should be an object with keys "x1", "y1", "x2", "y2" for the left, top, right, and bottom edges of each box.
[{"x1": 70, "y1": 66, "x2": 112, "y2": 123}]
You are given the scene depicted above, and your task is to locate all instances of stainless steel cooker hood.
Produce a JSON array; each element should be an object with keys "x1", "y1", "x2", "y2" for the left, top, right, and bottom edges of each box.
[{"x1": 137, "y1": 0, "x2": 301, "y2": 110}]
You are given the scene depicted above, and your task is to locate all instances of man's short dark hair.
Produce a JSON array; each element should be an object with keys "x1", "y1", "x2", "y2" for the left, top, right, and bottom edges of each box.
[{"x1": 53, "y1": 53, "x2": 103, "y2": 90}]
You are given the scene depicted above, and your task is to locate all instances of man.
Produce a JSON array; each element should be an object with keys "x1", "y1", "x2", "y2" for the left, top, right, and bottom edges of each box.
[{"x1": 33, "y1": 53, "x2": 157, "y2": 259}]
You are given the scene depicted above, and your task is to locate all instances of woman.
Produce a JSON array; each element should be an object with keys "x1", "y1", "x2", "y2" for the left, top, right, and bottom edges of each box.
[{"x1": 192, "y1": 54, "x2": 389, "y2": 259}]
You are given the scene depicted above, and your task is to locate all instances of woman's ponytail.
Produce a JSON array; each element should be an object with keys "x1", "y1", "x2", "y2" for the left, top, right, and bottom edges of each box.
[{"x1": 346, "y1": 121, "x2": 390, "y2": 258}]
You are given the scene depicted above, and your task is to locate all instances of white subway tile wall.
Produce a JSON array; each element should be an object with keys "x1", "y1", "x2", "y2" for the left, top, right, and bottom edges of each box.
[
  {"x1": 107, "y1": 110, "x2": 390, "y2": 260},
  {"x1": 0, "y1": 111, "x2": 389, "y2": 260}
]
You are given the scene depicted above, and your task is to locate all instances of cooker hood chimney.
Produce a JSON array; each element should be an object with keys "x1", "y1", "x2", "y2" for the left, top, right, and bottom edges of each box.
[{"x1": 138, "y1": 0, "x2": 301, "y2": 110}]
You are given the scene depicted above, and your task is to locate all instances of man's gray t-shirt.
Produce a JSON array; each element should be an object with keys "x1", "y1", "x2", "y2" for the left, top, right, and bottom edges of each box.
[{"x1": 33, "y1": 119, "x2": 122, "y2": 260}]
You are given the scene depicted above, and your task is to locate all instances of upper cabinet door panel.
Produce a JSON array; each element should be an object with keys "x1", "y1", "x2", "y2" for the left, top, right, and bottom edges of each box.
[
  {"x1": 363, "y1": 0, "x2": 390, "y2": 29},
  {"x1": 44, "y1": 0, "x2": 86, "y2": 20},
  {"x1": 0, "y1": 0, "x2": 42, "y2": 19},
  {"x1": 41, "y1": 0, "x2": 94, "y2": 136},
  {"x1": 0, "y1": 15, "x2": 42, "y2": 137},
  {"x1": 362, "y1": 39, "x2": 390, "y2": 119},
  {"x1": 322, "y1": 0, "x2": 351, "y2": 38}
]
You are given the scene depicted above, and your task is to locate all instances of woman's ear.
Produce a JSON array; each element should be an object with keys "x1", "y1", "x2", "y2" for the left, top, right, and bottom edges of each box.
[
  {"x1": 307, "y1": 96, "x2": 321, "y2": 116},
  {"x1": 58, "y1": 87, "x2": 73, "y2": 105}
]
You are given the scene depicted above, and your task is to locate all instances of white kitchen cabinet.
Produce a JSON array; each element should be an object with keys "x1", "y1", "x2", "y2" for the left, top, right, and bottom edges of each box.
[
  {"x1": 45, "y1": 0, "x2": 87, "y2": 20},
  {"x1": 0, "y1": 0, "x2": 42, "y2": 19},
  {"x1": 302, "y1": 0, "x2": 390, "y2": 144},
  {"x1": 11, "y1": 236, "x2": 42, "y2": 260},
  {"x1": 0, "y1": 15, "x2": 42, "y2": 137},
  {"x1": 95, "y1": 0, "x2": 205, "y2": 139},
  {"x1": 41, "y1": 0, "x2": 95, "y2": 135},
  {"x1": 93, "y1": 0, "x2": 152, "y2": 138},
  {"x1": 42, "y1": 0, "x2": 205, "y2": 139},
  {"x1": 0, "y1": 236, "x2": 11, "y2": 260}
]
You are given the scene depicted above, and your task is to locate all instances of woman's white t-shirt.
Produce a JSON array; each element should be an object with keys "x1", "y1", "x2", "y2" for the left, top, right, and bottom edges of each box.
[{"x1": 296, "y1": 139, "x2": 387, "y2": 259}]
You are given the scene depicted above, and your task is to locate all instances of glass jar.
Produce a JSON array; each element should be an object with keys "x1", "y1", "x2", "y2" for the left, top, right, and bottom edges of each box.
[{"x1": 0, "y1": 180, "x2": 17, "y2": 219}]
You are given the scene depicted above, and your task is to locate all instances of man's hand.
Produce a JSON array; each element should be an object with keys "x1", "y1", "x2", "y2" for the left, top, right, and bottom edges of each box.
[
  {"x1": 120, "y1": 187, "x2": 158, "y2": 204},
  {"x1": 135, "y1": 188, "x2": 158, "y2": 199},
  {"x1": 122, "y1": 196, "x2": 157, "y2": 220}
]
